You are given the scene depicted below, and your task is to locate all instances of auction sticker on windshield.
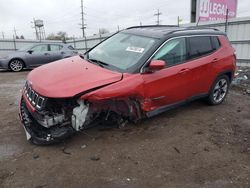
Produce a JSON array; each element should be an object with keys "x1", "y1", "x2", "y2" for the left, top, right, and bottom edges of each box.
[{"x1": 126, "y1": 46, "x2": 144, "y2": 53}]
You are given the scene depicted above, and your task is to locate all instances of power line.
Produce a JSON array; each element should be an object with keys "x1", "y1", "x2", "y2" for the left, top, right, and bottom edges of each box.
[{"x1": 154, "y1": 9, "x2": 162, "y2": 25}]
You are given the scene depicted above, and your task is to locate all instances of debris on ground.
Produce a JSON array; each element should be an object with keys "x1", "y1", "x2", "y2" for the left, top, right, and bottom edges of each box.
[
  {"x1": 62, "y1": 146, "x2": 71, "y2": 155},
  {"x1": 173, "y1": 147, "x2": 180, "y2": 154},
  {"x1": 232, "y1": 68, "x2": 250, "y2": 95},
  {"x1": 232, "y1": 68, "x2": 250, "y2": 87},
  {"x1": 33, "y1": 154, "x2": 39, "y2": 159},
  {"x1": 204, "y1": 147, "x2": 210, "y2": 152},
  {"x1": 90, "y1": 156, "x2": 100, "y2": 161},
  {"x1": 81, "y1": 144, "x2": 87, "y2": 149},
  {"x1": 126, "y1": 178, "x2": 131, "y2": 181},
  {"x1": 233, "y1": 68, "x2": 250, "y2": 82},
  {"x1": 35, "y1": 184, "x2": 47, "y2": 188}
]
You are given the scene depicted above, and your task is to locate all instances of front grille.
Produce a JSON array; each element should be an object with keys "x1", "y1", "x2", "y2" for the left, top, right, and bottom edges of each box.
[{"x1": 24, "y1": 82, "x2": 45, "y2": 110}]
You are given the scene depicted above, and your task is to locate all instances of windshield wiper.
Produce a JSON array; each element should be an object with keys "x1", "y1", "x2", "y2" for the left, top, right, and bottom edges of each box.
[{"x1": 88, "y1": 58, "x2": 109, "y2": 67}]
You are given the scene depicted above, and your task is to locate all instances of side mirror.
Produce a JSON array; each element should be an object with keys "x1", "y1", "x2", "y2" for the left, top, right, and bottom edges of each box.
[
  {"x1": 147, "y1": 60, "x2": 166, "y2": 72},
  {"x1": 27, "y1": 50, "x2": 33, "y2": 54}
]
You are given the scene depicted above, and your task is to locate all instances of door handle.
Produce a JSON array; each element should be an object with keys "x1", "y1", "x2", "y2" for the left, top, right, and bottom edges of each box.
[
  {"x1": 44, "y1": 53, "x2": 50, "y2": 55},
  {"x1": 178, "y1": 68, "x2": 190, "y2": 74}
]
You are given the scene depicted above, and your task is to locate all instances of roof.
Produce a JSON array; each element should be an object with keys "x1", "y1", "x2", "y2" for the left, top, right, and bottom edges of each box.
[{"x1": 122, "y1": 25, "x2": 225, "y2": 39}]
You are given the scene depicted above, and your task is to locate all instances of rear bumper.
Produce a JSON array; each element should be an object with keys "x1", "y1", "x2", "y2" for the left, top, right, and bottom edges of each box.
[{"x1": 19, "y1": 96, "x2": 75, "y2": 145}]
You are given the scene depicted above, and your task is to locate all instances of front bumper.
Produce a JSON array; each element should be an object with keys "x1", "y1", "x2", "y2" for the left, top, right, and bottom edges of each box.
[{"x1": 19, "y1": 97, "x2": 75, "y2": 145}]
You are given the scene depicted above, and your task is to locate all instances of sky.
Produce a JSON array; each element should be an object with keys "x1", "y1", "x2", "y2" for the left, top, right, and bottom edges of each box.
[{"x1": 0, "y1": 0, "x2": 250, "y2": 39}]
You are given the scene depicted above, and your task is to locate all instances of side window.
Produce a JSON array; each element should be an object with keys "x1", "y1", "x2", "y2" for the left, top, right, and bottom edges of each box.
[
  {"x1": 152, "y1": 38, "x2": 187, "y2": 67},
  {"x1": 188, "y1": 36, "x2": 213, "y2": 59},
  {"x1": 211, "y1": 36, "x2": 221, "y2": 50},
  {"x1": 31, "y1": 44, "x2": 48, "y2": 53},
  {"x1": 50, "y1": 44, "x2": 63, "y2": 51}
]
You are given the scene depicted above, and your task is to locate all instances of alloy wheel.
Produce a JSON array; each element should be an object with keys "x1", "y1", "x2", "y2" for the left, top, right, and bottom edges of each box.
[
  {"x1": 212, "y1": 78, "x2": 228, "y2": 103},
  {"x1": 9, "y1": 59, "x2": 23, "y2": 72}
]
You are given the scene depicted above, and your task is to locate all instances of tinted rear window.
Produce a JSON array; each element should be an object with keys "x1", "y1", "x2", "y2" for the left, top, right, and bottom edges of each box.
[
  {"x1": 211, "y1": 36, "x2": 221, "y2": 50},
  {"x1": 188, "y1": 36, "x2": 213, "y2": 59}
]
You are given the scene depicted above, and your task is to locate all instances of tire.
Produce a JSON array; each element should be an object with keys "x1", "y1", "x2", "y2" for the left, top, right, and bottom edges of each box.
[
  {"x1": 207, "y1": 75, "x2": 230, "y2": 105},
  {"x1": 9, "y1": 59, "x2": 24, "y2": 72}
]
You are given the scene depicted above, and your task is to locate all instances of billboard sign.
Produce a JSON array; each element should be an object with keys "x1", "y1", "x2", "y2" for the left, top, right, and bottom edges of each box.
[{"x1": 197, "y1": 0, "x2": 237, "y2": 22}]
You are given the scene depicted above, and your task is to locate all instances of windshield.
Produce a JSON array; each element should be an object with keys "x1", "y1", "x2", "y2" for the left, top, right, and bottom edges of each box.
[{"x1": 87, "y1": 33, "x2": 157, "y2": 71}]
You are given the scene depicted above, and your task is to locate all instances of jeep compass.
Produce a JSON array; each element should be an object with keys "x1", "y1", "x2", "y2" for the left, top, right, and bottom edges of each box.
[{"x1": 19, "y1": 26, "x2": 236, "y2": 144}]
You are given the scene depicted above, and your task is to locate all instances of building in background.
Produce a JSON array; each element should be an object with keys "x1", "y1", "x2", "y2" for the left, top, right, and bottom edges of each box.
[{"x1": 191, "y1": 0, "x2": 238, "y2": 23}]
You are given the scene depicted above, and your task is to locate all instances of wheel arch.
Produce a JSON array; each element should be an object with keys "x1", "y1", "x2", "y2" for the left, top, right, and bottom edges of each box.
[
  {"x1": 209, "y1": 70, "x2": 232, "y2": 94},
  {"x1": 215, "y1": 70, "x2": 234, "y2": 84}
]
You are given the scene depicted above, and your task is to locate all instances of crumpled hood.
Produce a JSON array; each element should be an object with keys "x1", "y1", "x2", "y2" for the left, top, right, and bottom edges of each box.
[{"x1": 27, "y1": 56, "x2": 123, "y2": 98}]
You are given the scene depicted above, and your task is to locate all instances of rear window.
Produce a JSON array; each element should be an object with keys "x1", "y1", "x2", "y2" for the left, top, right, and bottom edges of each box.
[
  {"x1": 188, "y1": 36, "x2": 213, "y2": 59},
  {"x1": 211, "y1": 36, "x2": 221, "y2": 50},
  {"x1": 50, "y1": 44, "x2": 63, "y2": 51}
]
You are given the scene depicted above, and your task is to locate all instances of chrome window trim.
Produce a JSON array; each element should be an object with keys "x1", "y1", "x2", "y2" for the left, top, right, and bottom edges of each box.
[{"x1": 140, "y1": 34, "x2": 223, "y2": 73}]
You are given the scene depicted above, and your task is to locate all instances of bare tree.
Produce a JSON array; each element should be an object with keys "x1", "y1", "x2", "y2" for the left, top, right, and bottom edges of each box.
[
  {"x1": 99, "y1": 28, "x2": 109, "y2": 35},
  {"x1": 46, "y1": 31, "x2": 69, "y2": 42}
]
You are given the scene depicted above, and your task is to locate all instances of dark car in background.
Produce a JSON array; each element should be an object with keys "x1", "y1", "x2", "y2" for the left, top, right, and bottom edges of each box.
[{"x1": 0, "y1": 43, "x2": 78, "y2": 71}]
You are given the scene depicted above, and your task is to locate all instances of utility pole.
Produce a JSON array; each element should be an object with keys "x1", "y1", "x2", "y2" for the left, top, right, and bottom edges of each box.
[
  {"x1": 117, "y1": 25, "x2": 120, "y2": 32},
  {"x1": 225, "y1": 8, "x2": 229, "y2": 33},
  {"x1": 99, "y1": 28, "x2": 102, "y2": 42},
  {"x1": 13, "y1": 35, "x2": 17, "y2": 50},
  {"x1": 177, "y1": 16, "x2": 182, "y2": 27},
  {"x1": 1, "y1": 32, "x2": 4, "y2": 39},
  {"x1": 80, "y1": 0, "x2": 86, "y2": 38},
  {"x1": 13, "y1": 27, "x2": 17, "y2": 39},
  {"x1": 140, "y1": 22, "x2": 142, "y2": 26},
  {"x1": 154, "y1": 9, "x2": 162, "y2": 25}
]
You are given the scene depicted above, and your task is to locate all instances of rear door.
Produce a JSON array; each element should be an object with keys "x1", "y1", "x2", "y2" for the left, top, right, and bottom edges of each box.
[
  {"x1": 185, "y1": 36, "x2": 218, "y2": 98},
  {"x1": 142, "y1": 37, "x2": 191, "y2": 112},
  {"x1": 48, "y1": 44, "x2": 64, "y2": 62}
]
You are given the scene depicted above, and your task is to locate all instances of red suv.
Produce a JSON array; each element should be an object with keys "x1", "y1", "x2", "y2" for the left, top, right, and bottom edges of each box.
[{"x1": 19, "y1": 26, "x2": 236, "y2": 144}]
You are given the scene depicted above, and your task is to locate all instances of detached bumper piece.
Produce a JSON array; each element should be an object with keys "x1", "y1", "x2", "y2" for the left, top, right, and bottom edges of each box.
[{"x1": 20, "y1": 99, "x2": 74, "y2": 145}]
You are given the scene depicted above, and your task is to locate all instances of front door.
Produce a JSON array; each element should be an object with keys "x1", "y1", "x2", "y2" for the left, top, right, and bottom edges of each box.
[
  {"x1": 142, "y1": 37, "x2": 190, "y2": 112},
  {"x1": 25, "y1": 44, "x2": 50, "y2": 67}
]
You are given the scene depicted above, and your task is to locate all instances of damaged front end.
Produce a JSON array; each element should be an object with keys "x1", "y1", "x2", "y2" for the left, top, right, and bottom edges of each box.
[
  {"x1": 19, "y1": 82, "x2": 87, "y2": 144},
  {"x1": 19, "y1": 82, "x2": 143, "y2": 145}
]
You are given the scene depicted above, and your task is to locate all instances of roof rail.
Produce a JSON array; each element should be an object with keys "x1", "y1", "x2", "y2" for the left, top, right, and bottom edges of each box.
[
  {"x1": 126, "y1": 25, "x2": 179, "y2": 30},
  {"x1": 164, "y1": 27, "x2": 221, "y2": 36},
  {"x1": 185, "y1": 26, "x2": 219, "y2": 31}
]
